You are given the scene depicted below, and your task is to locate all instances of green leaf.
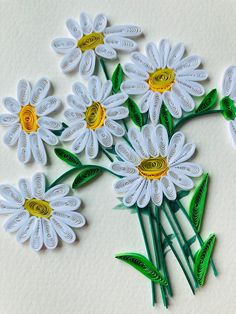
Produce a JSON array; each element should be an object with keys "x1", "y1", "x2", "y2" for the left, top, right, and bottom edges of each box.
[
  {"x1": 72, "y1": 167, "x2": 103, "y2": 189},
  {"x1": 183, "y1": 235, "x2": 197, "y2": 258},
  {"x1": 177, "y1": 190, "x2": 190, "y2": 199},
  {"x1": 194, "y1": 234, "x2": 216, "y2": 286},
  {"x1": 220, "y1": 96, "x2": 236, "y2": 120},
  {"x1": 195, "y1": 89, "x2": 218, "y2": 113},
  {"x1": 189, "y1": 173, "x2": 209, "y2": 232},
  {"x1": 55, "y1": 148, "x2": 82, "y2": 166},
  {"x1": 112, "y1": 64, "x2": 124, "y2": 93},
  {"x1": 115, "y1": 252, "x2": 168, "y2": 285},
  {"x1": 126, "y1": 97, "x2": 143, "y2": 128},
  {"x1": 160, "y1": 104, "x2": 173, "y2": 136}
]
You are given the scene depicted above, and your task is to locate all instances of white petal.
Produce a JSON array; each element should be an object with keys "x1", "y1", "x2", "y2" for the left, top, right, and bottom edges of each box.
[
  {"x1": 93, "y1": 13, "x2": 107, "y2": 32},
  {"x1": 16, "y1": 216, "x2": 36, "y2": 243},
  {"x1": 30, "y1": 78, "x2": 50, "y2": 105},
  {"x1": 37, "y1": 117, "x2": 62, "y2": 130},
  {"x1": 142, "y1": 124, "x2": 158, "y2": 157},
  {"x1": 149, "y1": 92, "x2": 162, "y2": 125},
  {"x1": 137, "y1": 180, "x2": 151, "y2": 208},
  {"x1": 155, "y1": 124, "x2": 168, "y2": 157},
  {"x1": 0, "y1": 114, "x2": 18, "y2": 126},
  {"x1": 3, "y1": 123, "x2": 21, "y2": 146},
  {"x1": 3, "y1": 97, "x2": 21, "y2": 114},
  {"x1": 100, "y1": 80, "x2": 112, "y2": 102},
  {"x1": 106, "y1": 106, "x2": 129, "y2": 120},
  {"x1": 30, "y1": 218, "x2": 43, "y2": 251},
  {"x1": 163, "y1": 91, "x2": 182, "y2": 118},
  {"x1": 104, "y1": 25, "x2": 142, "y2": 37},
  {"x1": 172, "y1": 84, "x2": 195, "y2": 112},
  {"x1": 167, "y1": 42, "x2": 185, "y2": 67},
  {"x1": 17, "y1": 131, "x2": 31, "y2": 163},
  {"x1": 45, "y1": 184, "x2": 69, "y2": 202},
  {"x1": 36, "y1": 96, "x2": 60, "y2": 116},
  {"x1": 104, "y1": 119, "x2": 125, "y2": 137},
  {"x1": 51, "y1": 38, "x2": 77, "y2": 54},
  {"x1": 151, "y1": 180, "x2": 163, "y2": 206},
  {"x1": 71, "y1": 129, "x2": 89, "y2": 153},
  {"x1": 64, "y1": 109, "x2": 85, "y2": 122},
  {"x1": 50, "y1": 217, "x2": 76, "y2": 244},
  {"x1": 17, "y1": 79, "x2": 31, "y2": 105},
  {"x1": 121, "y1": 80, "x2": 149, "y2": 95},
  {"x1": 146, "y1": 42, "x2": 161, "y2": 68},
  {"x1": 174, "y1": 55, "x2": 201, "y2": 74},
  {"x1": 113, "y1": 174, "x2": 140, "y2": 193},
  {"x1": 29, "y1": 133, "x2": 47, "y2": 165},
  {"x1": 85, "y1": 130, "x2": 99, "y2": 159},
  {"x1": 123, "y1": 63, "x2": 149, "y2": 81},
  {"x1": 172, "y1": 162, "x2": 203, "y2": 177},
  {"x1": 60, "y1": 48, "x2": 82, "y2": 73},
  {"x1": 170, "y1": 143, "x2": 196, "y2": 166},
  {"x1": 88, "y1": 76, "x2": 101, "y2": 102},
  {"x1": 67, "y1": 94, "x2": 86, "y2": 112},
  {"x1": 111, "y1": 161, "x2": 138, "y2": 176},
  {"x1": 80, "y1": 12, "x2": 93, "y2": 34},
  {"x1": 176, "y1": 79, "x2": 205, "y2": 96},
  {"x1": 229, "y1": 119, "x2": 236, "y2": 146},
  {"x1": 72, "y1": 82, "x2": 92, "y2": 106},
  {"x1": 115, "y1": 142, "x2": 141, "y2": 165},
  {"x1": 167, "y1": 131, "x2": 185, "y2": 164},
  {"x1": 95, "y1": 126, "x2": 113, "y2": 147},
  {"x1": 131, "y1": 52, "x2": 155, "y2": 73},
  {"x1": 50, "y1": 196, "x2": 81, "y2": 211},
  {"x1": 104, "y1": 36, "x2": 137, "y2": 51},
  {"x1": 128, "y1": 127, "x2": 149, "y2": 158},
  {"x1": 53, "y1": 211, "x2": 86, "y2": 228},
  {"x1": 0, "y1": 200, "x2": 20, "y2": 214},
  {"x1": 160, "y1": 176, "x2": 176, "y2": 200},
  {"x1": 158, "y1": 39, "x2": 171, "y2": 68},
  {"x1": 103, "y1": 92, "x2": 128, "y2": 108},
  {"x1": 32, "y1": 173, "x2": 46, "y2": 200},
  {"x1": 139, "y1": 91, "x2": 153, "y2": 113},
  {"x1": 123, "y1": 178, "x2": 146, "y2": 207},
  {"x1": 66, "y1": 19, "x2": 82, "y2": 39},
  {"x1": 168, "y1": 169, "x2": 194, "y2": 190},
  {"x1": 60, "y1": 121, "x2": 86, "y2": 141},
  {"x1": 18, "y1": 178, "x2": 32, "y2": 199},
  {"x1": 4, "y1": 210, "x2": 29, "y2": 233},
  {"x1": 95, "y1": 44, "x2": 117, "y2": 60},
  {"x1": 0, "y1": 184, "x2": 24, "y2": 206},
  {"x1": 79, "y1": 49, "x2": 96, "y2": 78},
  {"x1": 222, "y1": 66, "x2": 236, "y2": 97},
  {"x1": 42, "y1": 219, "x2": 58, "y2": 249},
  {"x1": 177, "y1": 69, "x2": 208, "y2": 81},
  {"x1": 38, "y1": 128, "x2": 58, "y2": 145}
]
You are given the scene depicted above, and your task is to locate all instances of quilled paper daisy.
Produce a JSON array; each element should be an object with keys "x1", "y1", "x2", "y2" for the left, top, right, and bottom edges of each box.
[
  {"x1": 0, "y1": 173, "x2": 85, "y2": 251},
  {"x1": 60, "y1": 76, "x2": 129, "y2": 158},
  {"x1": 121, "y1": 39, "x2": 208, "y2": 124},
  {"x1": 0, "y1": 78, "x2": 61, "y2": 165},
  {"x1": 51, "y1": 12, "x2": 142, "y2": 77}
]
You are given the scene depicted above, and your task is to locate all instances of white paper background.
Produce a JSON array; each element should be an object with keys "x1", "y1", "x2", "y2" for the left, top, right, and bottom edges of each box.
[{"x1": 0, "y1": 0, "x2": 235, "y2": 313}]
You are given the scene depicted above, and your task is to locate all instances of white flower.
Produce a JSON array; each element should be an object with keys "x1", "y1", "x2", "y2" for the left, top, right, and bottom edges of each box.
[
  {"x1": 112, "y1": 125, "x2": 203, "y2": 208},
  {"x1": 222, "y1": 66, "x2": 236, "y2": 145},
  {"x1": 0, "y1": 78, "x2": 61, "y2": 165},
  {"x1": 121, "y1": 39, "x2": 208, "y2": 124},
  {"x1": 61, "y1": 76, "x2": 129, "y2": 159},
  {"x1": 0, "y1": 173, "x2": 85, "y2": 251},
  {"x1": 51, "y1": 12, "x2": 142, "y2": 77}
]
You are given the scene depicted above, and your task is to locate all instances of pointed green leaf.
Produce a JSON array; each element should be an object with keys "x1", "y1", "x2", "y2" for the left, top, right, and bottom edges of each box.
[
  {"x1": 177, "y1": 190, "x2": 190, "y2": 199},
  {"x1": 72, "y1": 167, "x2": 102, "y2": 189},
  {"x1": 220, "y1": 96, "x2": 236, "y2": 120},
  {"x1": 183, "y1": 235, "x2": 197, "y2": 258},
  {"x1": 54, "y1": 148, "x2": 82, "y2": 166},
  {"x1": 189, "y1": 173, "x2": 209, "y2": 232},
  {"x1": 160, "y1": 104, "x2": 173, "y2": 136},
  {"x1": 115, "y1": 252, "x2": 168, "y2": 285},
  {"x1": 194, "y1": 234, "x2": 216, "y2": 286},
  {"x1": 112, "y1": 64, "x2": 124, "y2": 93},
  {"x1": 126, "y1": 98, "x2": 143, "y2": 128},
  {"x1": 195, "y1": 89, "x2": 218, "y2": 113}
]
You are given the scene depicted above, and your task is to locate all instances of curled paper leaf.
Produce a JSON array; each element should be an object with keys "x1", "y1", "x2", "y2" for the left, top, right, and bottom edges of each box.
[
  {"x1": 115, "y1": 252, "x2": 168, "y2": 285},
  {"x1": 55, "y1": 148, "x2": 82, "y2": 166},
  {"x1": 112, "y1": 64, "x2": 124, "y2": 93},
  {"x1": 160, "y1": 104, "x2": 173, "y2": 136},
  {"x1": 194, "y1": 234, "x2": 216, "y2": 286},
  {"x1": 189, "y1": 173, "x2": 209, "y2": 232},
  {"x1": 195, "y1": 89, "x2": 218, "y2": 113},
  {"x1": 220, "y1": 96, "x2": 236, "y2": 120},
  {"x1": 126, "y1": 98, "x2": 143, "y2": 128},
  {"x1": 72, "y1": 167, "x2": 103, "y2": 189}
]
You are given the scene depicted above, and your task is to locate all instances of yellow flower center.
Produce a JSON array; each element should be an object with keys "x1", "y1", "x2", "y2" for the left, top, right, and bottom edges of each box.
[
  {"x1": 137, "y1": 157, "x2": 169, "y2": 180},
  {"x1": 85, "y1": 102, "x2": 106, "y2": 130},
  {"x1": 19, "y1": 104, "x2": 38, "y2": 134},
  {"x1": 147, "y1": 68, "x2": 175, "y2": 93},
  {"x1": 77, "y1": 32, "x2": 104, "y2": 52},
  {"x1": 24, "y1": 199, "x2": 52, "y2": 219}
]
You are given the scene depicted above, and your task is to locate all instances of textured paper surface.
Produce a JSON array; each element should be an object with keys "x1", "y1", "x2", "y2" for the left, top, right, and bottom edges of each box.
[{"x1": 0, "y1": 0, "x2": 235, "y2": 313}]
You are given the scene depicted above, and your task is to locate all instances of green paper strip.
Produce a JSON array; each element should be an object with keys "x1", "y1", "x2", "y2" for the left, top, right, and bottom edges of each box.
[
  {"x1": 160, "y1": 104, "x2": 173, "y2": 136},
  {"x1": 115, "y1": 252, "x2": 168, "y2": 286},
  {"x1": 55, "y1": 148, "x2": 82, "y2": 166},
  {"x1": 189, "y1": 173, "x2": 209, "y2": 233},
  {"x1": 194, "y1": 234, "x2": 216, "y2": 286},
  {"x1": 220, "y1": 96, "x2": 236, "y2": 120},
  {"x1": 112, "y1": 63, "x2": 124, "y2": 93},
  {"x1": 195, "y1": 89, "x2": 218, "y2": 113},
  {"x1": 72, "y1": 167, "x2": 103, "y2": 189},
  {"x1": 126, "y1": 97, "x2": 143, "y2": 128}
]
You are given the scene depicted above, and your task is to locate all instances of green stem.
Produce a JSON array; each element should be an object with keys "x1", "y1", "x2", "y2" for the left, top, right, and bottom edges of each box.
[
  {"x1": 175, "y1": 199, "x2": 218, "y2": 277},
  {"x1": 136, "y1": 206, "x2": 156, "y2": 306},
  {"x1": 100, "y1": 146, "x2": 114, "y2": 162},
  {"x1": 99, "y1": 58, "x2": 110, "y2": 80},
  {"x1": 173, "y1": 109, "x2": 223, "y2": 132}
]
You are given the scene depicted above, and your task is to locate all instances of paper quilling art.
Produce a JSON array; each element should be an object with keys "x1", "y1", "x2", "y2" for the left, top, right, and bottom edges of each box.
[{"x1": 0, "y1": 11, "x2": 235, "y2": 308}]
